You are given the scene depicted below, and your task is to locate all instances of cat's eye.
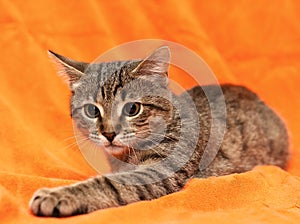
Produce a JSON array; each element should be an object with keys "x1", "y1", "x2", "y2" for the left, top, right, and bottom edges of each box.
[
  {"x1": 83, "y1": 104, "x2": 100, "y2": 119},
  {"x1": 123, "y1": 102, "x2": 142, "y2": 117}
]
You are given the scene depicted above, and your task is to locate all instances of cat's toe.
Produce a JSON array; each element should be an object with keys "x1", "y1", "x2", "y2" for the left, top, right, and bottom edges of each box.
[{"x1": 29, "y1": 188, "x2": 78, "y2": 217}]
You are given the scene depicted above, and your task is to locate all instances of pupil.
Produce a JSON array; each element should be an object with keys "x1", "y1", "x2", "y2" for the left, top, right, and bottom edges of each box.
[
  {"x1": 85, "y1": 104, "x2": 99, "y2": 118},
  {"x1": 123, "y1": 102, "x2": 140, "y2": 117},
  {"x1": 89, "y1": 105, "x2": 96, "y2": 115},
  {"x1": 129, "y1": 104, "x2": 136, "y2": 115}
]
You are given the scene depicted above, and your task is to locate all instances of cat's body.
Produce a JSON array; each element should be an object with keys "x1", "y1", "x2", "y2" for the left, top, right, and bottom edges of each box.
[
  {"x1": 30, "y1": 47, "x2": 289, "y2": 217},
  {"x1": 190, "y1": 84, "x2": 288, "y2": 177}
]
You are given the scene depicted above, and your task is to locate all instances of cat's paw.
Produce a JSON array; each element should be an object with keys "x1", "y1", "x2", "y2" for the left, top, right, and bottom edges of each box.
[{"x1": 29, "y1": 187, "x2": 84, "y2": 217}]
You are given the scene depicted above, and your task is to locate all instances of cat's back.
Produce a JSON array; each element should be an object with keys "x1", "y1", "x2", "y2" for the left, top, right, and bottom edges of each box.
[
  {"x1": 186, "y1": 84, "x2": 264, "y2": 125},
  {"x1": 187, "y1": 84, "x2": 282, "y2": 124},
  {"x1": 185, "y1": 84, "x2": 289, "y2": 176},
  {"x1": 187, "y1": 84, "x2": 259, "y2": 105}
]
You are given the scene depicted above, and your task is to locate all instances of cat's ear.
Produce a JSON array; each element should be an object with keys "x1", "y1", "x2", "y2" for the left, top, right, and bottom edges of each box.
[
  {"x1": 133, "y1": 46, "x2": 170, "y2": 76},
  {"x1": 48, "y1": 50, "x2": 88, "y2": 89}
]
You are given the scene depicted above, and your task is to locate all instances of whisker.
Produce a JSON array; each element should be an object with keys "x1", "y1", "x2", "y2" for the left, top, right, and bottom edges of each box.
[
  {"x1": 130, "y1": 146, "x2": 139, "y2": 162},
  {"x1": 60, "y1": 136, "x2": 90, "y2": 151},
  {"x1": 60, "y1": 135, "x2": 79, "y2": 142},
  {"x1": 135, "y1": 131, "x2": 178, "y2": 144},
  {"x1": 133, "y1": 136, "x2": 164, "y2": 157}
]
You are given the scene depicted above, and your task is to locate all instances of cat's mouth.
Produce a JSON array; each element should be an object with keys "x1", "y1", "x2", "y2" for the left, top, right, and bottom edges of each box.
[{"x1": 88, "y1": 133, "x2": 129, "y2": 157}]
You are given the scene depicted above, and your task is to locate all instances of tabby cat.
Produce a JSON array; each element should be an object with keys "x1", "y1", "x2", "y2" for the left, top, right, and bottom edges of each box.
[{"x1": 29, "y1": 46, "x2": 289, "y2": 217}]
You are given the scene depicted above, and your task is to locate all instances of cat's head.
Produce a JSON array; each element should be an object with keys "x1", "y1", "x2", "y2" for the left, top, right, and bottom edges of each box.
[{"x1": 49, "y1": 47, "x2": 174, "y2": 160}]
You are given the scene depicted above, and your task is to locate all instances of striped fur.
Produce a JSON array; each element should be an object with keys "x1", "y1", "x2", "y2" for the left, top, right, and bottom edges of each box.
[{"x1": 30, "y1": 47, "x2": 289, "y2": 217}]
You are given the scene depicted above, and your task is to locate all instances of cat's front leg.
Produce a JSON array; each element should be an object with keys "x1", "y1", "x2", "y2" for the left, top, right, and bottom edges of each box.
[
  {"x1": 29, "y1": 177, "x2": 120, "y2": 217},
  {"x1": 30, "y1": 163, "x2": 191, "y2": 217}
]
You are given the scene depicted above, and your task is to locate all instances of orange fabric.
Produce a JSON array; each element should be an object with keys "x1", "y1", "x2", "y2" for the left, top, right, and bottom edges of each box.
[{"x1": 0, "y1": 0, "x2": 300, "y2": 223}]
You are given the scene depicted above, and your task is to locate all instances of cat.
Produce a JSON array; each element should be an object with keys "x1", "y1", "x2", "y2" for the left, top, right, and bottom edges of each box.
[{"x1": 29, "y1": 46, "x2": 289, "y2": 217}]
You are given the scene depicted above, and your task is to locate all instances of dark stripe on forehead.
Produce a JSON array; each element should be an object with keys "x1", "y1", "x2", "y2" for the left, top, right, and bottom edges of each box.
[
  {"x1": 101, "y1": 87, "x2": 105, "y2": 99},
  {"x1": 113, "y1": 68, "x2": 124, "y2": 97},
  {"x1": 90, "y1": 60, "x2": 135, "y2": 100}
]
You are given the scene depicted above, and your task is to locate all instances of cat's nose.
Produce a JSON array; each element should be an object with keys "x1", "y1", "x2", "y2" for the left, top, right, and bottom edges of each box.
[{"x1": 102, "y1": 132, "x2": 116, "y2": 143}]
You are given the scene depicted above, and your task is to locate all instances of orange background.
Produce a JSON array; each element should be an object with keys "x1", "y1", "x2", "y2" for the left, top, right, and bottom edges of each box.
[{"x1": 0, "y1": 0, "x2": 300, "y2": 223}]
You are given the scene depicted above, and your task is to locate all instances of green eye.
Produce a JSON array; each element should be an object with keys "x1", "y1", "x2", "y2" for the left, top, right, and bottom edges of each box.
[
  {"x1": 123, "y1": 102, "x2": 142, "y2": 117},
  {"x1": 84, "y1": 104, "x2": 100, "y2": 118}
]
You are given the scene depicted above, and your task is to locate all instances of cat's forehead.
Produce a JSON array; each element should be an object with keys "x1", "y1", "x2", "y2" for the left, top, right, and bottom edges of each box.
[
  {"x1": 85, "y1": 60, "x2": 136, "y2": 79},
  {"x1": 72, "y1": 59, "x2": 166, "y2": 107},
  {"x1": 74, "y1": 60, "x2": 139, "y2": 103}
]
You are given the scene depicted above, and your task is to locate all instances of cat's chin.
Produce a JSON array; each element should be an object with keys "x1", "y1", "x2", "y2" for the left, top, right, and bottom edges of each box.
[{"x1": 104, "y1": 145, "x2": 128, "y2": 157}]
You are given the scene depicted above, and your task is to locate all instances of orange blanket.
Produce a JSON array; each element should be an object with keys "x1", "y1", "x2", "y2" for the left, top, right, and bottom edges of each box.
[{"x1": 1, "y1": 1, "x2": 300, "y2": 223}]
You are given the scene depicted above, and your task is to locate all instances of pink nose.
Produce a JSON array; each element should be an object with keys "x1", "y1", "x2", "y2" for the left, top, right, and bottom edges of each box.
[{"x1": 102, "y1": 132, "x2": 116, "y2": 142}]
